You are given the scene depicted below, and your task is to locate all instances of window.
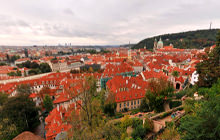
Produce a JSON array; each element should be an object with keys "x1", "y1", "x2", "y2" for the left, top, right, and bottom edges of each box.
[
  {"x1": 120, "y1": 103, "x2": 121, "y2": 108},
  {"x1": 138, "y1": 100, "x2": 139, "y2": 104},
  {"x1": 131, "y1": 101, "x2": 133, "y2": 105},
  {"x1": 124, "y1": 102, "x2": 126, "y2": 107},
  {"x1": 134, "y1": 100, "x2": 136, "y2": 105},
  {"x1": 127, "y1": 102, "x2": 129, "y2": 107}
]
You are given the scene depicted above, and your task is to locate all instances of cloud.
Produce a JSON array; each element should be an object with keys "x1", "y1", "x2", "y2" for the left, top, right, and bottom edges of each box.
[{"x1": 0, "y1": 0, "x2": 219, "y2": 45}]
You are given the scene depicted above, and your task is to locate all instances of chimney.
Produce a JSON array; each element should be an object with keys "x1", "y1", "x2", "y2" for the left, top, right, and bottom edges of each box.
[{"x1": 126, "y1": 80, "x2": 128, "y2": 84}]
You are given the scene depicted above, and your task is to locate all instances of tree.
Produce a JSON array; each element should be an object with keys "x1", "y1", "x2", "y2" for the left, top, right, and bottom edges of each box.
[
  {"x1": 143, "y1": 117, "x2": 154, "y2": 133},
  {"x1": 179, "y1": 80, "x2": 220, "y2": 140},
  {"x1": 131, "y1": 125, "x2": 146, "y2": 139},
  {"x1": 70, "y1": 77, "x2": 105, "y2": 139},
  {"x1": 24, "y1": 48, "x2": 28, "y2": 58},
  {"x1": 172, "y1": 71, "x2": 179, "y2": 77},
  {"x1": 0, "y1": 92, "x2": 8, "y2": 106},
  {"x1": 139, "y1": 99, "x2": 149, "y2": 112},
  {"x1": 103, "y1": 91, "x2": 117, "y2": 116},
  {"x1": 88, "y1": 67, "x2": 94, "y2": 73},
  {"x1": 144, "y1": 78, "x2": 174, "y2": 112},
  {"x1": 38, "y1": 87, "x2": 50, "y2": 101},
  {"x1": 0, "y1": 95, "x2": 40, "y2": 140},
  {"x1": 39, "y1": 63, "x2": 52, "y2": 73},
  {"x1": 158, "y1": 124, "x2": 180, "y2": 140},
  {"x1": 16, "y1": 84, "x2": 32, "y2": 95},
  {"x1": 196, "y1": 30, "x2": 220, "y2": 87},
  {"x1": 43, "y1": 94, "x2": 53, "y2": 113}
]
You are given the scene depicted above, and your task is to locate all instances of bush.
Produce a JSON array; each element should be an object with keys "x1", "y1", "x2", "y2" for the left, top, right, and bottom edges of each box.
[
  {"x1": 131, "y1": 125, "x2": 146, "y2": 139},
  {"x1": 143, "y1": 118, "x2": 154, "y2": 132},
  {"x1": 139, "y1": 99, "x2": 149, "y2": 112},
  {"x1": 130, "y1": 109, "x2": 140, "y2": 115},
  {"x1": 120, "y1": 115, "x2": 133, "y2": 131},
  {"x1": 169, "y1": 101, "x2": 182, "y2": 109},
  {"x1": 131, "y1": 118, "x2": 143, "y2": 128},
  {"x1": 115, "y1": 112, "x2": 124, "y2": 119},
  {"x1": 176, "y1": 90, "x2": 187, "y2": 99}
]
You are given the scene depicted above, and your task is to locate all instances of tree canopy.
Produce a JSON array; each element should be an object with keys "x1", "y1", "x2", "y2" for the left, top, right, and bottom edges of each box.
[
  {"x1": 196, "y1": 30, "x2": 220, "y2": 87},
  {"x1": 0, "y1": 94, "x2": 39, "y2": 140}
]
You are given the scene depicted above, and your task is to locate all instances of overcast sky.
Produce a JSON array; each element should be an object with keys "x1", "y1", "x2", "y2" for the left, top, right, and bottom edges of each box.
[{"x1": 0, "y1": 0, "x2": 220, "y2": 46}]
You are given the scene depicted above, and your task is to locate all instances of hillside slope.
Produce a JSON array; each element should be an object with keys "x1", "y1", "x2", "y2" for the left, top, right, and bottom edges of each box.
[{"x1": 132, "y1": 29, "x2": 219, "y2": 50}]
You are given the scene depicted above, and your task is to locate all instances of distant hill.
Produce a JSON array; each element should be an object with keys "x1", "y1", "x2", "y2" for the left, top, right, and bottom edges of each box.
[{"x1": 132, "y1": 29, "x2": 219, "y2": 50}]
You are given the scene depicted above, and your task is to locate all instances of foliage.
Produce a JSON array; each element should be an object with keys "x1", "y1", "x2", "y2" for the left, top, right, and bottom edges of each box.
[
  {"x1": 120, "y1": 115, "x2": 133, "y2": 132},
  {"x1": 0, "y1": 118, "x2": 18, "y2": 140},
  {"x1": 43, "y1": 94, "x2": 53, "y2": 113},
  {"x1": 130, "y1": 109, "x2": 141, "y2": 115},
  {"x1": 7, "y1": 70, "x2": 22, "y2": 76},
  {"x1": 121, "y1": 132, "x2": 128, "y2": 140},
  {"x1": 145, "y1": 78, "x2": 174, "y2": 113},
  {"x1": 139, "y1": 99, "x2": 149, "y2": 112},
  {"x1": 80, "y1": 64, "x2": 101, "y2": 72},
  {"x1": 16, "y1": 84, "x2": 32, "y2": 95},
  {"x1": 179, "y1": 97, "x2": 220, "y2": 139},
  {"x1": 18, "y1": 61, "x2": 51, "y2": 75},
  {"x1": 70, "y1": 77, "x2": 106, "y2": 139},
  {"x1": 39, "y1": 63, "x2": 52, "y2": 73},
  {"x1": 103, "y1": 91, "x2": 117, "y2": 116},
  {"x1": 133, "y1": 29, "x2": 218, "y2": 50},
  {"x1": 131, "y1": 125, "x2": 146, "y2": 140},
  {"x1": 28, "y1": 68, "x2": 41, "y2": 75},
  {"x1": 0, "y1": 92, "x2": 8, "y2": 106},
  {"x1": 169, "y1": 101, "x2": 182, "y2": 109},
  {"x1": 172, "y1": 71, "x2": 180, "y2": 77},
  {"x1": 158, "y1": 124, "x2": 180, "y2": 140},
  {"x1": 131, "y1": 118, "x2": 143, "y2": 128},
  {"x1": 10, "y1": 55, "x2": 20, "y2": 63},
  {"x1": 196, "y1": 30, "x2": 220, "y2": 87},
  {"x1": 101, "y1": 122, "x2": 122, "y2": 140},
  {"x1": 0, "y1": 62, "x2": 6, "y2": 66},
  {"x1": 114, "y1": 112, "x2": 124, "y2": 119},
  {"x1": 0, "y1": 95, "x2": 40, "y2": 140},
  {"x1": 143, "y1": 117, "x2": 154, "y2": 132},
  {"x1": 103, "y1": 102, "x2": 117, "y2": 117},
  {"x1": 175, "y1": 90, "x2": 187, "y2": 99}
]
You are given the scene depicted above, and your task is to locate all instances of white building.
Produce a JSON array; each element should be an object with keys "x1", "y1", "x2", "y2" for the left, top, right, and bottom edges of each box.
[{"x1": 190, "y1": 71, "x2": 199, "y2": 85}]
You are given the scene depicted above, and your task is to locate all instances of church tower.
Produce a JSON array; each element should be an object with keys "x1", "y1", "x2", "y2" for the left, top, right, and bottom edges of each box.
[
  {"x1": 128, "y1": 49, "x2": 131, "y2": 60},
  {"x1": 157, "y1": 37, "x2": 163, "y2": 49},
  {"x1": 153, "y1": 38, "x2": 157, "y2": 52}
]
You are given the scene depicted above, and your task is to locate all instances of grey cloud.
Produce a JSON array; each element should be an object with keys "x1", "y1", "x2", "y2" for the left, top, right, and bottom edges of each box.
[{"x1": 0, "y1": 0, "x2": 220, "y2": 45}]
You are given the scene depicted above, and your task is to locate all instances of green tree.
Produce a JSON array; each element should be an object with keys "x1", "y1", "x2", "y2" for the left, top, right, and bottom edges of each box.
[
  {"x1": 139, "y1": 99, "x2": 149, "y2": 112},
  {"x1": 16, "y1": 84, "x2": 32, "y2": 95},
  {"x1": 172, "y1": 71, "x2": 180, "y2": 77},
  {"x1": 43, "y1": 94, "x2": 53, "y2": 113},
  {"x1": 39, "y1": 63, "x2": 52, "y2": 73},
  {"x1": 196, "y1": 30, "x2": 220, "y2": 87},
  {"x1": 143, "y1": 117, "x2": 154, "y2": 133},
  {"x1": 131, "y1": 125, "x2": 146, "y2": 139},
  {"x1": 70, "y1": 77, "x2": 105, "y2": 140},
  {"x1": 179, "y1": 80, "x2": 220, "y2": 140},
  {"x1": 0, "y1": 95, "x2": 39, "y2": 140},
  {"x1": 145, "y1": 78, "x2": 174, "y2": 112},
  {"x1": 158, "y1": 124, "x2": 180, "y2": 140},
  {"x1": 0, "y1": 92, "x2": 8, "y2": 106}
]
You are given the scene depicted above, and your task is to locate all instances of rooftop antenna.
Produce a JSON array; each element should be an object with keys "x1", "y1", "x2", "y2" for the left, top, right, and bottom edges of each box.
[{"x1": 209, "y1": 22, "x2": 212, "y2": 30}]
